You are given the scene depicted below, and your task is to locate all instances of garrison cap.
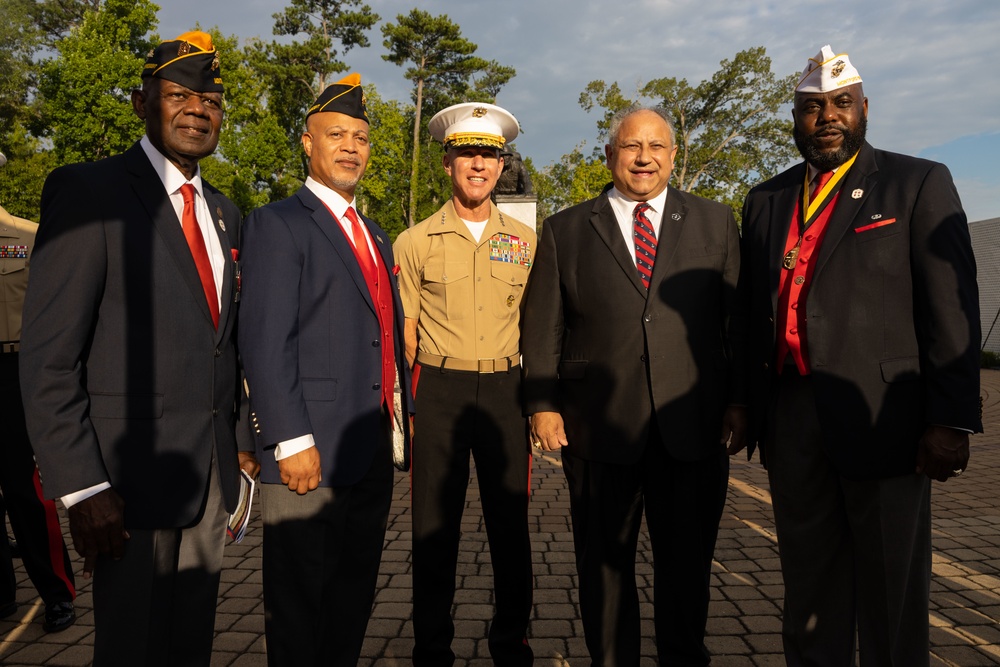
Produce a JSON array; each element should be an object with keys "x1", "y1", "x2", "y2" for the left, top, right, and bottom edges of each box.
[
  {"x1": 429, "y1": 103, "x2": 519, "y2": 150},
  {"x1": 796, "y1": 44, "x2": 862, "y2": 93},
  {"x1": 307, "y1": 73, "x2": 368, "y2": 121},
  {"x1": 142, "y1": 31, "x2": 223, "y2": 93}
]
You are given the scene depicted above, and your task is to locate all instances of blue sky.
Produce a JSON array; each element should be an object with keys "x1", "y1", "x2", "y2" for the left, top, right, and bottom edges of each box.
[{"x1": 160, "y1": 0, "x2": 1000, "y2": 221}]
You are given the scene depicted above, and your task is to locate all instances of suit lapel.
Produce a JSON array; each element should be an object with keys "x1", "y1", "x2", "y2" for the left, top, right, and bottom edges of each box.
[
  {"x1": 647, "y1": 187, "x2": 686, "y2": 295},
  {"x1": 203, "y1": 188, "x2": 236, "y2": 342},
  {"x1": 295, "y1": 187, "x2": 376, "y2": 315},
  {"x1": 813, "y1": 143, "x2": 878, "y2": 279},
  {"x1": 124, "y1": 144, "x2": 218, "y2": 329},
  {"x1": 768, "y1": 165, "x2": 805, "y2": 313},
  {"x1": 589, "y1": 194, "x2": 647, "y2": 296}
]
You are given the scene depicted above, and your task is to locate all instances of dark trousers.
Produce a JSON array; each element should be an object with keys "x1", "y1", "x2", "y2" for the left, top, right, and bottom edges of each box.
[
  {"x1": 261, "y1": 425, "x2": 393, "y2": 667},
  {"x1": 562, "y1": 425, "x2": 729, "y2": 667},
  {"x1": 92, "y1": 451, "x2": 228, "y2": 667},
  {"x1": 766, "y1": 371, "x2": 931, "y2": 667},
  {"x1": 0, "y1": 354, "x2": 75, "y2": 607},
  {"x1": 411, "y1": 365, "x2": 533, "y2": 667}
]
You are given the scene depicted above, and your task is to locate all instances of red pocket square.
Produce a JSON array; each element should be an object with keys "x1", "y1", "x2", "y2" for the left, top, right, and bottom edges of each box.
[{"x1": 854, "y1": 218, "x2": 897, "y2": 234}]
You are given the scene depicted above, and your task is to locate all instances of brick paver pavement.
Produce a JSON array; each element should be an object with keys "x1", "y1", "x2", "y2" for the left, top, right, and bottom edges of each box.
[{"x1": 3, "y1": 371, "x2": 1000, "y2": 666}]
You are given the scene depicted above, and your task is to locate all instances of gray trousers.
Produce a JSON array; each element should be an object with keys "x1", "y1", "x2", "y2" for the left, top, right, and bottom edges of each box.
[
  {"x1": 92, "y1": 451, "x2": 228, "y2": 667},
  {"x1": 766, "y1": 370, "x2": 931, "y2": 667}
]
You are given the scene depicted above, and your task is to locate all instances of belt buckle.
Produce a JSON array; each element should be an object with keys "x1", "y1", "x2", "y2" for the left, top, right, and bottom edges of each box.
[{"x1": 478, "y1": 358, "x2": 494, "y2": 374}]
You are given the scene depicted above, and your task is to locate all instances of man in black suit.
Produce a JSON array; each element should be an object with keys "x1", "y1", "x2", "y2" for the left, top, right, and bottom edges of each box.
[
  {"x1": 239, "y1": 73, "x2": 413, "y2": 667},
  {"x1": 735, "y1": 45, "x2": 980, "y2": 665},
  {"x1": 522, "y1": 106, "x2": 745, "y2": 666},
  {"x1": 20, "y1": 32, "x2": 258, "y2": 666}
]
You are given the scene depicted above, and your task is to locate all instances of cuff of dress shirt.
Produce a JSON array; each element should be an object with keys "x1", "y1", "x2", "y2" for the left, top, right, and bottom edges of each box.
[
  {"x1": 61, "y1": 481, "x2": 112, "y2": 508},
  {"x1": 275, "y1": 433, "x2": 316, "y2": 460}
]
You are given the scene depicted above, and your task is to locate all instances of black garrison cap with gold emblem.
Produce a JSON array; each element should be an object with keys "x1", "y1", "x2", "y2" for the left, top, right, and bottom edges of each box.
[
  {"x1": 306, "y1": 73, "x2": 368, "y2": 122},
  {"x1": 142, "y1": 30, "x2": 223, "y2": 93}
]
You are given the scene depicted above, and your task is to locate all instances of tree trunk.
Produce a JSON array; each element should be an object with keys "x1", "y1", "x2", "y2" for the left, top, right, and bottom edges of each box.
[{"x1": 408, "y1": 76, "x2": 424, "y2": 227}]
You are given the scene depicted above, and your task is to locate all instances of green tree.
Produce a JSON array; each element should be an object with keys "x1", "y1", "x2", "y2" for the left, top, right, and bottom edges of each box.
[
  {"x1": 200, "y1": 30, "x2": 298, "y2": 215},
  {"x1": 577, "y1": 46, "x2": 797, "y2": 217},
  {"x1": 381, "y1": 9, "x2": 494, "y2": 227},
  {"x1": 355, "y1": 84, "x2": 410, "y2": 240},
  {"x1": 536, "y1": 145, "x2": 609, "y2": 221},
  {"x1": 253, "y1": 0, "x2": 378, "y2": 163},
  {"x1": 36, "y1": 0, "x2": 158, "y2": 164}
]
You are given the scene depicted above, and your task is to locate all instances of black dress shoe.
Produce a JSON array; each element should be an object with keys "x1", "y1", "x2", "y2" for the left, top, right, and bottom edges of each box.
[
  {"x1": 43, "y1": 601, "x2": 75, "y2": 632},
  {"x1": 7, "y1": 535, "x2": 19, "y2": 559}
]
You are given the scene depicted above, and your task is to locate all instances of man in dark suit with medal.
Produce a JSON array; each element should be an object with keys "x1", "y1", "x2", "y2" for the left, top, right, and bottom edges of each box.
[
  {"x1": 735, "y1": 45, "x2": 981, "y2": 665},
  {"x1": 20, "y1": 32, "x2": 258, "y2": 665},
  {"x1": 522, "y1": 106, "x2": 745, "y2": 666},
  {"x1": 238, "y1": 73, "x2": 413, "y2": 667}
]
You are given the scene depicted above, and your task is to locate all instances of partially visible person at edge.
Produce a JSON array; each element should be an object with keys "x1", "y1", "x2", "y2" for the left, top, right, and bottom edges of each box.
[
  {"x1": 0, "y1": 158, "x2": 76, "y2": 633},
  {"x1": 19, "y1": 31, "x2": 259, "y2": 666},
  {"x1": 732, "y1": 44, "x2": 981, "y2": 666},
  {"x1": 238, "y1": 73, "x2": 414, "y2": 667},
  {"x1": 394, "y1": 102, "x2": 535, "y2": 666},
  {"x1": 521, "y1": 104, "x2": 745, "y2": 666}
]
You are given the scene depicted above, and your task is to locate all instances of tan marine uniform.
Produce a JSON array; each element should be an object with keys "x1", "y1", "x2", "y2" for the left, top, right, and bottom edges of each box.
[
  {"x1": 394, "y1": 199, "x2": 535, "y2": 366},
  {"x1": 0, "y1": 205, "x2": 36, "y2": 350}
]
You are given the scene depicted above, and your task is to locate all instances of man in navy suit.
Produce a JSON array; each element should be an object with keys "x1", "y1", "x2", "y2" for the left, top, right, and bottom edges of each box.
[
  {"x1": 239, "y1": 73, "x2": 413, "y2": 667},
  {"x1": 736, "y1": 45, "x2": 980, "y2": 665},
  {"x1": 20, "y1": 32, "x2": 258, "y2": 665}
]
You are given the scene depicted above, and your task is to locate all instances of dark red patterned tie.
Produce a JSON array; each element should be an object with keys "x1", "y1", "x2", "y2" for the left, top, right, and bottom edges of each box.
[
  {"x1": 180, "y1": 184, "x2": 219, "y2": 330},
  {"x1": 633, "y1": 202, "x2": 657, "y2": 290}
]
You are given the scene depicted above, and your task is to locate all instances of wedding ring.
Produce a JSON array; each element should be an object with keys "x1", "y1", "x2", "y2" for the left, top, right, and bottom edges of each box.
[{"x1": 532, "y1": 441, "x2": 542, "y2": 450}]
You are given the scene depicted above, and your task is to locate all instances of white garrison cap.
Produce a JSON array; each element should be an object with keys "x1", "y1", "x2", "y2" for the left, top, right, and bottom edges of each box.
[
  {"x1": 429, "y1": 102, "x2": 519, "y2": 150},
  {"x1": 795, "y1": 45, "x2": 862, "y2": 93}
]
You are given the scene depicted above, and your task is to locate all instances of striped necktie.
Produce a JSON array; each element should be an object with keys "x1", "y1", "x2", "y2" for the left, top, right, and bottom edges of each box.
[{"x1": 633, "y1": 202, "x2": 657, "y2": 290}]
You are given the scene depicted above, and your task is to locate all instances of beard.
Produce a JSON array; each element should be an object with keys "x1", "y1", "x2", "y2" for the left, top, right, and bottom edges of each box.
[{"x1": 794, "y1": 114, "x2": 867, "y2": 171}]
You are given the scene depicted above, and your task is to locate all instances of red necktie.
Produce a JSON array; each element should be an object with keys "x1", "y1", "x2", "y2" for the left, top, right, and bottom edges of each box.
[
  {"x1": 180, "y1": 184, "x2": 219, "y2": 330},
  {"x1": 811, "y1": 170, "x2": 833, "y2": 199},
  {"x1": 633, "y1": 202, "x2": 657, "y2": 290},
  {"x1": 345, "y1": 207, "x2": 377, "y2": 284}
]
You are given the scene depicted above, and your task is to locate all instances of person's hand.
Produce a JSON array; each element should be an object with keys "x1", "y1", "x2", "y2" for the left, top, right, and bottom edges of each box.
[
  {"x1": 67, "y1": 488, "x2": 129, "y2": 579},
  {"x1": 721, "y1": 405, "x2": 748, "y2": 456},
  {"x1": 916, "y1": 425, "x2": 970, "y2": 482},
  {"x1": 238, "y1": 451, "x2": 261, "y2": 479},
  {"x1": 278, "y1": 446, "x2": 322, "y2": 494},
  {"x1": 530, "y1": 411, "x2": 569, "y2": 452}
]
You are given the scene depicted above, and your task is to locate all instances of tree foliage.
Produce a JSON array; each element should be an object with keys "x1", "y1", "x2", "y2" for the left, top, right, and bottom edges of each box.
[
  {"x1": 0, "y1": 2, "x2": 518, "y2": 229},
  {"x1": 254, "y1": 0, "x2": 378, "y2": 156},
  {"x1": 37, "y1": 0, "x2": 157, "y2": 164},
  {"x1": 573, "y1": 46, "x2": 797, "y2": 218},
  {"x1": 382, "y1": 9, "x2": 512, "y2": 226}
]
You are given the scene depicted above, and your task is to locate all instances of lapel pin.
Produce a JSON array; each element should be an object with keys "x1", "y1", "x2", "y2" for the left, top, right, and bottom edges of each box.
[
  {"x1": 376, "y1": 235, "x2": 384, "y2": 244},
  {"x1": 671, "y1": 213, "x2": 681, "y2": 220},
  {"x1": 218, "y1": 219, "x2": 226, "y2": 232},
  {"x1": 851, "y1": 189, "x2": 864, "y2": 199},
  {"x1": 871, "y1": 213, "x2": 882, "y2": 220}
]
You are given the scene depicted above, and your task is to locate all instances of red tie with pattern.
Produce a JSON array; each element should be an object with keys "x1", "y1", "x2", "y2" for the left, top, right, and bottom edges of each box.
[
  {"x1": 345, "y1": 206, "x2": 377, "y2": 284},
  {"x1": 180, "y1": 184, "x2": 218, "y2": 330},
  {"x1": 633, "y1": 202, "x2": 657, "y2": 290}
]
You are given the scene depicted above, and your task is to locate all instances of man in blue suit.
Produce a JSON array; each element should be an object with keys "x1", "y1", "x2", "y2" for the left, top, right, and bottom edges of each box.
[{"x1": 239, "y1": 73, "x2": 413, "y2": 667}]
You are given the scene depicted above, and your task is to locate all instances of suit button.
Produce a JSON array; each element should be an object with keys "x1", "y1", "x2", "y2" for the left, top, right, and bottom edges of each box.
[
  {"x1": 763, "y1": 362, "x2": 769, "y2": 370},
  {"x1": 373, "y1": 383, "x2": 380, "y2": 390},
  {"x1": 212, "y1": 408, "x2": 219, "y2": 416},
  {"x1": 372, "y1": 340, "x2": 380, "y2": 347},
  {"x1": 640, "y1": 354, "x2": 646, "y2": 362},
  {"x1": 794, "y1": 276, "x2": 805, "y2": 285},
  {"x1": 214, "y1": 348, "x2": 221, "y2": 357},
  {"x1": 643, "y1": 315, "x2": 651, "y2": 322}
]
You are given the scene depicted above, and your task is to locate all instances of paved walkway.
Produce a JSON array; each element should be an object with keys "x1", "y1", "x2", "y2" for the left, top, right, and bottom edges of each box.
[{"x1": 3, "y1": 372, "x2": 1000, "y2": 666}]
